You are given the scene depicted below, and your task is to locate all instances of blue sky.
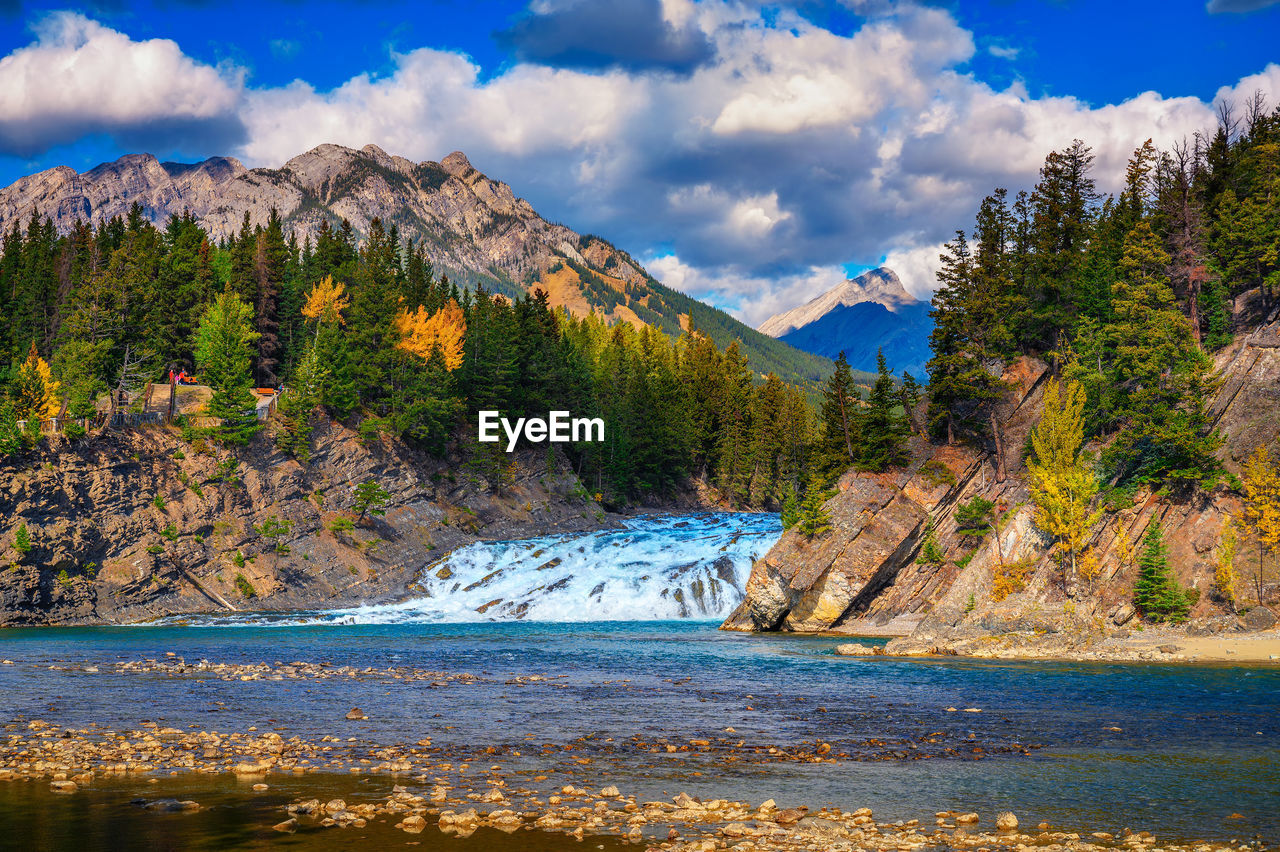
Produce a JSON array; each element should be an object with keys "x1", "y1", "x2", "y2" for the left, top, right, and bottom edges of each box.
[{"x1": 0, "y1": 0, "x2": 1277, "y2": 323}]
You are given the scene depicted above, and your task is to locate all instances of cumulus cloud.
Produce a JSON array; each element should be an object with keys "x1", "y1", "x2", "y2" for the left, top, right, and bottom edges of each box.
[
  {"x1": 495, "y1": 0, "x2": 714, "y2": 73},
  {"x1": 5, "y1": 5, "x2": 1280, "y2": 329},
  {"x1": 0, "y1": 12, "x2": 244, "y2": 157},
  {"x1": 645, "y1": 253, "x2": 850, "y2": 327}
]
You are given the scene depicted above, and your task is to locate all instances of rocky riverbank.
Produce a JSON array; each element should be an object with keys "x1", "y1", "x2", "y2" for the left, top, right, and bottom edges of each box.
[
  {"x1": 724, "y1": 310, "x2": 1280, "y2": 664},
  {"x1": 0, "y1": 416, "x2": 623, "y2": 626},
  {"x1": 836, "y1": 626, "x2": 1280, "y2": 663},
  {"x1": 0, "y1": 668, "x2": 1256, "y2": 852}
]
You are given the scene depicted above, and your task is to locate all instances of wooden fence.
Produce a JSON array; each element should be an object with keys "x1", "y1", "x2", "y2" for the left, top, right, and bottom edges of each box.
[{"x1": 16, "y1": 390, "x2": 281, "y2": 436}]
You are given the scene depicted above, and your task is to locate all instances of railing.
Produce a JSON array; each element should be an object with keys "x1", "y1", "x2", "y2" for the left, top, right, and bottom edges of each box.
[{"x1": 14, "y1": 390, "x2": 283, "y2": 436}]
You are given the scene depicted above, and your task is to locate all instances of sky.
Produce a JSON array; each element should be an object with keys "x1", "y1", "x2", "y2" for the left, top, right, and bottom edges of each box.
[{"x1": 0, "y1": 0, "x2": 1278, "y2": 327}]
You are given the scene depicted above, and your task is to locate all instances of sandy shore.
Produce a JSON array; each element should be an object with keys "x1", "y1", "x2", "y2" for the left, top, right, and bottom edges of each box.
[{"x1": 846, "y1": 627, "x2": 1280, "y2": 663}]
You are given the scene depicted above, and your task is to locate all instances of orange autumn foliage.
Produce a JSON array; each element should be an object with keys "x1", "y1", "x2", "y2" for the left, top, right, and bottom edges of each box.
[
  {"x1": 394, "y1": 300, "x2": 466, "y2": 371},
  {"x1": 301, "y1": 275, "x2": 350, "y2": 326}
]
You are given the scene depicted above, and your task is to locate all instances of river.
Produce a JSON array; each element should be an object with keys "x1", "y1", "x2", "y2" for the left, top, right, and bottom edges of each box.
[{"x1": 0, "y1": 513, "x2": 1277, "y2": 846}]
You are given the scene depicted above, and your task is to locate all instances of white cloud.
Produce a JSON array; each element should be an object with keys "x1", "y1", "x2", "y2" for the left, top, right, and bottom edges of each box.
[
  {"x1": 646, "y1": 253, "x2": 849, "y2": 327},
  {"x1": 0, "y1": 12, "x2": 243, "y2": 157},
  {"x1": 883, "y1": 242, "x2": 948, "y2": 299},
  {"x1": 5, "y1": 6, "x2": 1280, "y2": 331}
]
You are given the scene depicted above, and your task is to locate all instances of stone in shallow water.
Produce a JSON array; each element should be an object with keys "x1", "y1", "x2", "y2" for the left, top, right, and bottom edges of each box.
[{"x1": 835, "y1": 643, "x2": 876, "y2": 656}]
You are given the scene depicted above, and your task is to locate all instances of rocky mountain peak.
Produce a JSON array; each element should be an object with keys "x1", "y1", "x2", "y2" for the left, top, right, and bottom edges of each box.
[
  {"x1": 758, "y1": 265, "x2": 917, "y2": 338},
  {"x1": 440, "y1": 151, "x2": 475, "y2": 177}
]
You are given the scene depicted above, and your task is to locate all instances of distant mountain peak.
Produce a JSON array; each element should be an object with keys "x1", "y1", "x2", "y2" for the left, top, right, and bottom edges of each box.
[{"x1": 758, "y1": 266, "x2": 915, "y2": 338}]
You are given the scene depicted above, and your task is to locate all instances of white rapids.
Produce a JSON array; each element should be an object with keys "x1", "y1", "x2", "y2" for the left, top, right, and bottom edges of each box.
[{"x1": 161, "y1": 513, "x2": 781, "y2": 626}]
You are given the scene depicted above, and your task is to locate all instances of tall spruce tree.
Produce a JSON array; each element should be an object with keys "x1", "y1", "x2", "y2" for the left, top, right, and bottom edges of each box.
[
  {"x1": 195, "y1": 290, "x2": 262, "y2": 447},
  {"x1": 859, "y1": 349, "x2": 908, "y2": 471}
]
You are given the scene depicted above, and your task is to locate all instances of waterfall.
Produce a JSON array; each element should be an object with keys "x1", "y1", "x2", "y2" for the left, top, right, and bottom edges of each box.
[{"x1": 159, "y1": 513, "x2": 781, "y2": 626}]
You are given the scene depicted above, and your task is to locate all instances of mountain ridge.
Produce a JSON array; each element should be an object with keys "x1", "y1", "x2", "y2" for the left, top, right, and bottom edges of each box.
[
  {"x1": 758, "y1": 266, "x2": 916, "y2": 337},
  {"x1": 758, "y1": 266, "x2": 933, "y2": 376},
  {"x1": 0, "y1": 143, "x2": 836, "y2": 386}
]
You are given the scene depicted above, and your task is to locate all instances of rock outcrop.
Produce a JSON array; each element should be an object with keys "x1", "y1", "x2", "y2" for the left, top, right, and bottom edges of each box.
[
  {"x1": 725, "y1": 308, "x2": 1280, "y2": 654},
  {"x1": 0, "y1": 417, "x2": 612, "y2": 626}
]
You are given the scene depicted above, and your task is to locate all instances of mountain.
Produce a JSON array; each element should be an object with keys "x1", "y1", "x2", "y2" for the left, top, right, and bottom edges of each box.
[
  {"x1": 0, "y1": 143, "x2": 834, "y2": 386},
  {"x1": 758, "y1": 267, "x2": 933, "y2": 376}
]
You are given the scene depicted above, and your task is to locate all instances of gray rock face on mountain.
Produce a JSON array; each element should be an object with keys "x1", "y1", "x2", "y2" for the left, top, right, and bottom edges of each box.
[
  {"x1": 758, "y1": 267, "x2": 916, "y2": 338},
  {"x1": 0, "y1": 143, "x2": 629, "y2": 294}
]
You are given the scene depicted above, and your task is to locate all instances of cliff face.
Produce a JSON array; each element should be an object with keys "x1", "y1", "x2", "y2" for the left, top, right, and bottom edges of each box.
[
  {"x1": 0, "y1": 418, "x2": 610, "y2": 626},
  {"x1": 724, "y1": 310, "x2": 1280, "y2": 651}
]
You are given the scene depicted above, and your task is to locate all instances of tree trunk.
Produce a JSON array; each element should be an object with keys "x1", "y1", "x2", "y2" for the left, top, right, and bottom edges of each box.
[
  {"x1": 990, "y1": 409, "x2": 1007, "y2": 483},
  {"x1": 1189, "y1": 280, "x2": 1202, "y2": 347}
]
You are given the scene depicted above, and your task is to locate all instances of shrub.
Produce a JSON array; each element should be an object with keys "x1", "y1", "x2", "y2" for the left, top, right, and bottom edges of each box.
[
  {"x1": 153, "y1": 493, "x2": 166, "y2": 510},
  {"x1": 329, "y1": 516, "x2": 355, "y2": 535},
  {"x1": 920, "y1": 459, "x2": 956, "y2": 489},
  {"x1": 992, "y1": 559, "x2": 1035, "y2": 601},
  {"x1": 916, "y1": 518, "x2": 945, "y2": 566},
  {"x1": 234, "y1": 573, "x2": 257, "y2": 598}
]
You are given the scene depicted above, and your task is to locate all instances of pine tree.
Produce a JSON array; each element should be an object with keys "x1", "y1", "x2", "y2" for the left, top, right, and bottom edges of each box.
[
  {"x1": 353, "y1": 479, "x2": 390, "y2": 523},
  {"x1": 275, "y1": 344, "x2": 327, "y2": 462},
  {"x1": 1132, "y1": 522, "x2": 1191, "y2": 622},
  {"x1": 779, "y1": 483, "x2": 800, "y2": 530},
  {"x1": 1103, "y1": 222, "x2": 1222, "y2": 487},
  {"x1": 195, "y1": 290, "x2": 262, "y2": 447},
  {"x1": 796, "y1": 482, "x2": 832, "y2": 538},
  {"x1": 13, "y1": 522, "x2": 31, "y2": 556},
  {"x1": 925, "y1": 231, "x2": 1008, "y2": 457},
  {"x1": 955, "y1": 496, "x2": 995, "y2": 539},
  {"x1": 819, "y1": 351, "x2": 860, "y2": 478},
  {"x1": 859, "y1": 349, "x2": 908, "y2": 471}
]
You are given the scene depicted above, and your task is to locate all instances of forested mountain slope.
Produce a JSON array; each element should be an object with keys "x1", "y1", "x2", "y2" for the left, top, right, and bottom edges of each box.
[{"x1": 0, "y1": 143, "x2": 832, "y2": 386}]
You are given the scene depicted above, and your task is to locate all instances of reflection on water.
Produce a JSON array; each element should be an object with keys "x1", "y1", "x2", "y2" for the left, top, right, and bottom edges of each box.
[{"x1": 0, "y1": 774, "x2": 634, "y2": 852}]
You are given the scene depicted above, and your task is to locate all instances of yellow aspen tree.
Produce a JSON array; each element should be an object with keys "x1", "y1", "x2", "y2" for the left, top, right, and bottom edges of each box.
[
  {"x1": 1215, "y1": 516, "x2": 1239, "y2": 606},
  {"x1": 301, "y1": 275, "x2": 350, "y2": 336},
  {"x1": 1027, "y1": 377, "x2": 1103, "y2": 579},
  {"x1": 394, "y1": 300, "x2": 466, "y2": 371},
  {"x1": 13, "y1": 343, "x2": 62, "y2": 420},
  {"x1": 1241, "y1": 446, "x2": 1280, "y2": 605}
]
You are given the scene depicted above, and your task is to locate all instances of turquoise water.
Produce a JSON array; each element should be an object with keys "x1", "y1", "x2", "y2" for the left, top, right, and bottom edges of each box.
[{"x1": 1, "y1": 514, "x2": 1278, "y2": 843}]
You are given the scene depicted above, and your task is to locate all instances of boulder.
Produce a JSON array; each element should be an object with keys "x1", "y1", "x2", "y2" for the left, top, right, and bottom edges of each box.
[
  {"x1": 1242, "y1": 606, "x2": 1277, "y2": 631},
  {"x1": 996, "y1": 811, "x2": 1018, "y2": 830},
  {"x1": 834, "y1": 643, "x2": 876, "y2": 656}
]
